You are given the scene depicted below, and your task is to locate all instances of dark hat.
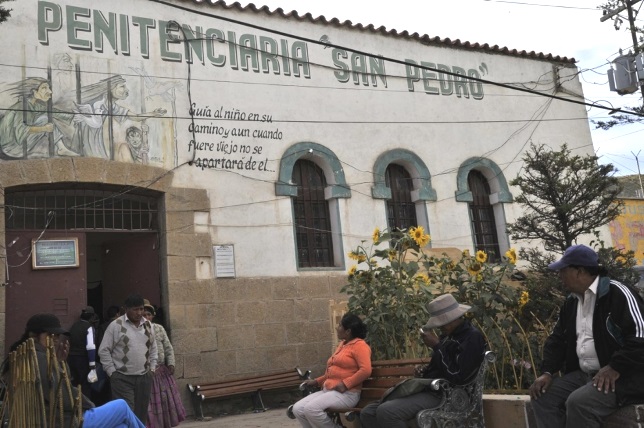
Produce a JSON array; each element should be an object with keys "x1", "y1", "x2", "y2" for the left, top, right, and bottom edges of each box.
[
  {"x1": 423, "y1": 294, "x2": 471, "y2": 329},
  {"x1": 548, "y1": 245, "x2": 598, "y2": 271},
  {"x1": 26, "y1": 313, "x2": 69, "y2": 335},
  {"x1": 82, "y1": 306, "x2": 95, "y2": 314}
]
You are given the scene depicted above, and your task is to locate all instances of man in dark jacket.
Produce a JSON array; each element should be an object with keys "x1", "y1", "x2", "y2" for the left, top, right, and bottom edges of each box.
[
  {"x1": 68, "y1": 306, "x2": 100, "y2": 398},
  {"x1": 529, "y1": 245, "x2": 644, "y2": 428},
  {"x1": 360, "y1": 294, "x2": 487, "y2": 428}
]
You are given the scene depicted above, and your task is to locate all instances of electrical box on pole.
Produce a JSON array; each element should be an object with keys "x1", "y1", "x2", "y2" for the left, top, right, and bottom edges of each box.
[{"x1": 608, "y1": 53, "x2": 639, "y2": 95}]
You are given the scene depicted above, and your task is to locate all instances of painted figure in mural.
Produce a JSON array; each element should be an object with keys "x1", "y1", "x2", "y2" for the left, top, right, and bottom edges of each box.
[
  {"x1": 116, "y1": 125, "x2": 149, "y2": 164},
  {"x1": 0, "y1": 77, "x2": 79, "y2": 158},
  {"x1": 73, "y1": 75, "x2": 166, "y2": 159}
]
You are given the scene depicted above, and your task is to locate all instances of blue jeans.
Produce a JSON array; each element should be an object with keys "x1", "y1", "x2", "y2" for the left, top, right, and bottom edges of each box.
[{"x1": 83, "y1": 398, "x2": 145, "y2": 428}]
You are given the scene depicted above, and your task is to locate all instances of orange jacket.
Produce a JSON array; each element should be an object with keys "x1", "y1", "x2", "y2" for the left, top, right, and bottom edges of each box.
[{"x1": 315, "y1": 338, "x2": 372, "y2": 392}]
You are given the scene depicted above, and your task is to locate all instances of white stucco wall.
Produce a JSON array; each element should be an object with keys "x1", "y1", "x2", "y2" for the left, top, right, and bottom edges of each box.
[{"x1": 0, "y1": 0, "x2": 602, "y2": 278}]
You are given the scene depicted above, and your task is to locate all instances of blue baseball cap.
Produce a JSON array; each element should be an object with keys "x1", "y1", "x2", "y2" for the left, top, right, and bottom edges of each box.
[{"x1": 548, "y1": 245, "x2": 598, "y2": 271}]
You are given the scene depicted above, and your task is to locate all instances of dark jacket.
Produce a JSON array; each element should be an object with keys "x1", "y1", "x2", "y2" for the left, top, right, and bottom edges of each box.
[
  {"x1": 421, "y1": 320, "x2": 487, "y2": 385},
  {"x1": 541, "y1": 277, "x2": 644, "y2": 405}
]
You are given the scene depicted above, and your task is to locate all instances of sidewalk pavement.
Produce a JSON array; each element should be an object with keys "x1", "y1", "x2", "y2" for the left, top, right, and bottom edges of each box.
[{"x1": 179, "y1": 407, "x2": 301, "y2": 428}]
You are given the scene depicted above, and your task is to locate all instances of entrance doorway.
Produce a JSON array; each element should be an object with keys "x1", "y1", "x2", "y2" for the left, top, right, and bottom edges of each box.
[{"x1": 4, "y1": 185, "x2": 162, "y2": 351}]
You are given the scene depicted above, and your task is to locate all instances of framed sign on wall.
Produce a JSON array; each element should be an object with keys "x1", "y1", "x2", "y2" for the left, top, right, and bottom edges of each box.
[{"x1": 32, "y1": 238, "x2": 80, "y2": 269}]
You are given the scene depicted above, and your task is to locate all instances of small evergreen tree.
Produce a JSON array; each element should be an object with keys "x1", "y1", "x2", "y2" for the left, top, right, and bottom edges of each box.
[
  {"x1": 508, "y1": 143, "x2": 639, "y2": 287},
  {"x1": 507, "y1": 143, "x2": 623, "y2": 253}
]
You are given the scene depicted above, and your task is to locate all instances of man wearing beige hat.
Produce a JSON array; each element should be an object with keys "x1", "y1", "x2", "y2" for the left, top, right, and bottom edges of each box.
[{"x1": 360, "y1": 294, "x2": 486, "y2": 428}]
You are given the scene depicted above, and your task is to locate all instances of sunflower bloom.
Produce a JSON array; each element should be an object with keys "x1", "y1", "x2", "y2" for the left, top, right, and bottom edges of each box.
[
  {"x1": 348, "y1": 265, "x2": 357, "y2": 276},
  {"x1": 348, "y1": 251, "x2": 360, "y2": 261},
  {"x1": 357, "y1": 254, "x2": 367, "y2": 263},
  {"x1": 475, "y1": 250, "x2": 488, "y2": 263},
  {"x1": 410, "y1": 226, "x2": 429, "y2": 247},
  {"x1": 462, "y1": 249, "x2": 470, "y2": 258},
  {"x1": 468, "y1": 262, "x2": 482, "y2": 276},
  {"x1": 387, "y1": 250, "x2": 397, "y2": 262},
  {"x1": 505, "y1": 248, "x2": 517, "y2": 265},
  {"x1": 519, "y1": 290, "x2": 529, "y2": 309},
  {"x1": 416, "y1": 273, "x2": 430, "y2": 284},
  {"x1": 372, "y1": 228, "x2": 380, "y2": 244}
]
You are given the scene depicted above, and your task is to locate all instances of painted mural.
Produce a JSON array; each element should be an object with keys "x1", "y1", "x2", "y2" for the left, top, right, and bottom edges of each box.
[
  {"x1": 609, "y1": 199, "x2": 644, "y2": 265},
  {"x1": 0, "y1": 54, "x2": 178, "y2": 167}
]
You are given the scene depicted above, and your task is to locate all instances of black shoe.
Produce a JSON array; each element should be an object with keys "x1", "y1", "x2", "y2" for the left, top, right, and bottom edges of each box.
[{"x1": 286, "y1": 404, "x2": 295, "y2": 419}]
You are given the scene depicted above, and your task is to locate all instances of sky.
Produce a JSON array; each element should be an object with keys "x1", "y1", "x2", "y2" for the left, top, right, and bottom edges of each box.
[{"x1": 243, "y1": 0, "x2": 644, "y2": 177}]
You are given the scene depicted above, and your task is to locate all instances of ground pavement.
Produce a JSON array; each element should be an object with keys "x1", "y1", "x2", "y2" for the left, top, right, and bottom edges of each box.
[{"x1": 180, "y1": 407, "x2": 301, "y2": 428}]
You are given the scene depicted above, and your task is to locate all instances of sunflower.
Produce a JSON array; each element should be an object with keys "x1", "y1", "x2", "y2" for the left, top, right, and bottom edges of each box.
[
  {"x1": 357, "y1": 254, "x2": 367, "y2": 263},
  {"x1": 462, "y1": 249, "x2": 470, "y2": 258},
  {"x1": 372, "y1": 227, "x2": 380, "y2": 244},
  {"x1": 468, "y1": 262, "x2": 482, "y2": 276},
  {"x1": 416, "y1": 273, "x2": 430, "y2": 284},
  {"x1": 410, "y1": 226, "x2": 429, "y2": 247},
  {"x1": 348, "y1": 265, "x2": 357, "y2": 276},
  {"x1": 505, "y1": 248, "x2": 517, "y2": 265},
  {"x1": 387, "y1": 250, "x2": 397, "y2": 262},
  {"x1": 519, "y1": 290, "x2": 529, "y2": 309},
  {"x1": 475, "y1": 250, "x2": 488, "y2": 263},
  {"x1": 348, "y1": 251, "x2": 360, "y2": 261}
]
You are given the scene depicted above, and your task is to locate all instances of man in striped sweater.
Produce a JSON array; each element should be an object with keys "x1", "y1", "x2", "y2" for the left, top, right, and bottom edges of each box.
[{"x1": 99, "y1": 294, "x2": 158, "y2": 424}]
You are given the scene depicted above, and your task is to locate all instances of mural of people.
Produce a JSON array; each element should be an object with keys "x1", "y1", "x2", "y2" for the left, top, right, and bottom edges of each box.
[
  {"x1": 116, "y1": 125, "x2": 149, "y2": 164},
  {"x1": 73, "y1": 75, "x2": 166, "y2": 159},
  {"x1": 0, "y1": 77, "x2": 79, "y2": 159}
]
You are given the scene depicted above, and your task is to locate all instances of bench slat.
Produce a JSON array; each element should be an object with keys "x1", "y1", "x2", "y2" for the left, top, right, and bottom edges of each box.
[{"x1": 197, "y1": 376, "x2": 301, "y2": 391}]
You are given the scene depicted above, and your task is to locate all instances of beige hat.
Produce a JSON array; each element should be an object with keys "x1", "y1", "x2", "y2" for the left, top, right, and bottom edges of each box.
[{"x1": 423, "y1": 294, "x2": 471, "y2": 329}]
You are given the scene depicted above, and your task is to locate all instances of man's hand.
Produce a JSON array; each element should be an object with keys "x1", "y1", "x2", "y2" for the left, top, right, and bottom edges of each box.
[
  {"x1": 420, "y1": 329, "x2": 439, "y2": 348},
  {"x1": 593, "y1": 365, "x2": 620, "y2": 394},
  {"x1": 529, "y1": 373, "x2": 553, "y2": 399},
  {"x1": 414, "y1": 364, "x2": 429, "y2": 377}
]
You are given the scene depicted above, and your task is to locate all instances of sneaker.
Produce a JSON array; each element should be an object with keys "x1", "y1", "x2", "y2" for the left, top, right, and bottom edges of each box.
[{"x1": 286, "y1": 404, "x2": 295, "y2": 419}]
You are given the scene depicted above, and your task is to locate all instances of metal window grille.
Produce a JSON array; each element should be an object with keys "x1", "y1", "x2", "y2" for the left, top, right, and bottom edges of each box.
[
  {"x1": 385, "y1": 164, "x2": 418, "y2": 231},
  {"x1": 468, "y1": 170, "x2": 500, "y2": 261},
  {"x1": 5, "y1": 188, "x2": 159, "y2": 231},
  {"x1": 292, "y1": 160, "x2": 334, "y2": 268}
]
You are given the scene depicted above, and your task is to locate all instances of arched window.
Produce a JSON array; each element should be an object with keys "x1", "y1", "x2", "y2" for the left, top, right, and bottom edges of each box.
[
  {"x1": 292, "y1": 159, "x2": 334, "y2": 268},
  {"x1": 385, "y1": 164, "x2": 418, "y2": 231},
  {"x1": 468, "y1": 170, "x2": 501, "y2": 261}
]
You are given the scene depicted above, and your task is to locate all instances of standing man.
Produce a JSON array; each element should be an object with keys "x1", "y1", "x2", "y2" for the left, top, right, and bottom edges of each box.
[
  {"x1": 360, "y1": 294, "x2": 486, "y2": 428},
  {"x1": 68, "y1": 306, "x2": 100, "y2": 399},
  {"x1": 99, "y1": 294, "x2": 158, "y2": 423},
  {"x1": 529, "y1": 245, "x2": 644, "y2": 427}
]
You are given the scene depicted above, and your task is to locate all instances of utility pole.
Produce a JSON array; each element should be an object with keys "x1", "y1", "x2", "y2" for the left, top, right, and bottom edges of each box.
[{"x1": 624, "y1": 1, "x2": 644, "y2": 101}]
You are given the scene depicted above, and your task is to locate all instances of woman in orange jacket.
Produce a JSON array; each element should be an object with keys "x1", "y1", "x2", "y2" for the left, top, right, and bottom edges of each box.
[{"x1": 292, "y1": 313, "x2": 372, "y2": 428}]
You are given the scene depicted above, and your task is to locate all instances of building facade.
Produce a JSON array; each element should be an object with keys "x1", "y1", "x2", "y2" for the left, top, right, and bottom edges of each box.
[{"x1": 0, "y1": 0, "x2": 606, "y2": 410}]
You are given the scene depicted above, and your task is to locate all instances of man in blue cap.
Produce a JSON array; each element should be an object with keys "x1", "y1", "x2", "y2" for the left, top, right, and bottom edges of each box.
[{"x1": 529, "y1": 244, "x2": 644, "y2": 427}]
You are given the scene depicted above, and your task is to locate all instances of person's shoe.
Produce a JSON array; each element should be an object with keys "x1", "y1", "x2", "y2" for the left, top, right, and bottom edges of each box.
[{"x1": 286, "y1": 404, "x2": 295, "y2": 419}]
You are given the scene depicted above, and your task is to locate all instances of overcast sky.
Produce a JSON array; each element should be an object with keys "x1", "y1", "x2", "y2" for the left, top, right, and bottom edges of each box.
[{"x1": 244, "y1": 0, "x2": 644, "y2": 177}]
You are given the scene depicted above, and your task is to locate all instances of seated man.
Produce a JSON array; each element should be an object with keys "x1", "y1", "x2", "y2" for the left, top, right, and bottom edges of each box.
[
  {"x1": 360, "y1": 294, "x2": 487, "y2": 428},
  {"x1": 529, "y1": 245, "x2": 644, "y2": 428}
]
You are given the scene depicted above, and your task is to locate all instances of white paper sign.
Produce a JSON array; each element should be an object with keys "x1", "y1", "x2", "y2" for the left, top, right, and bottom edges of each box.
[{"x1": 214, "y1": 245, "x2": 236, "y2": 278}]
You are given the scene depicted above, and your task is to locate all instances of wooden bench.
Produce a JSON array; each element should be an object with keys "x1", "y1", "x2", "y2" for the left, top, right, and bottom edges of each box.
[
  {"x1": 187, "y1": 367, "x2": 310, "y2": 420},
  {"x1": 323, "y1": 351, "x2": 495, "y2": 428},
  {"x1": 326, "y1": 358, "x2": 428, "y2": 424}
]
